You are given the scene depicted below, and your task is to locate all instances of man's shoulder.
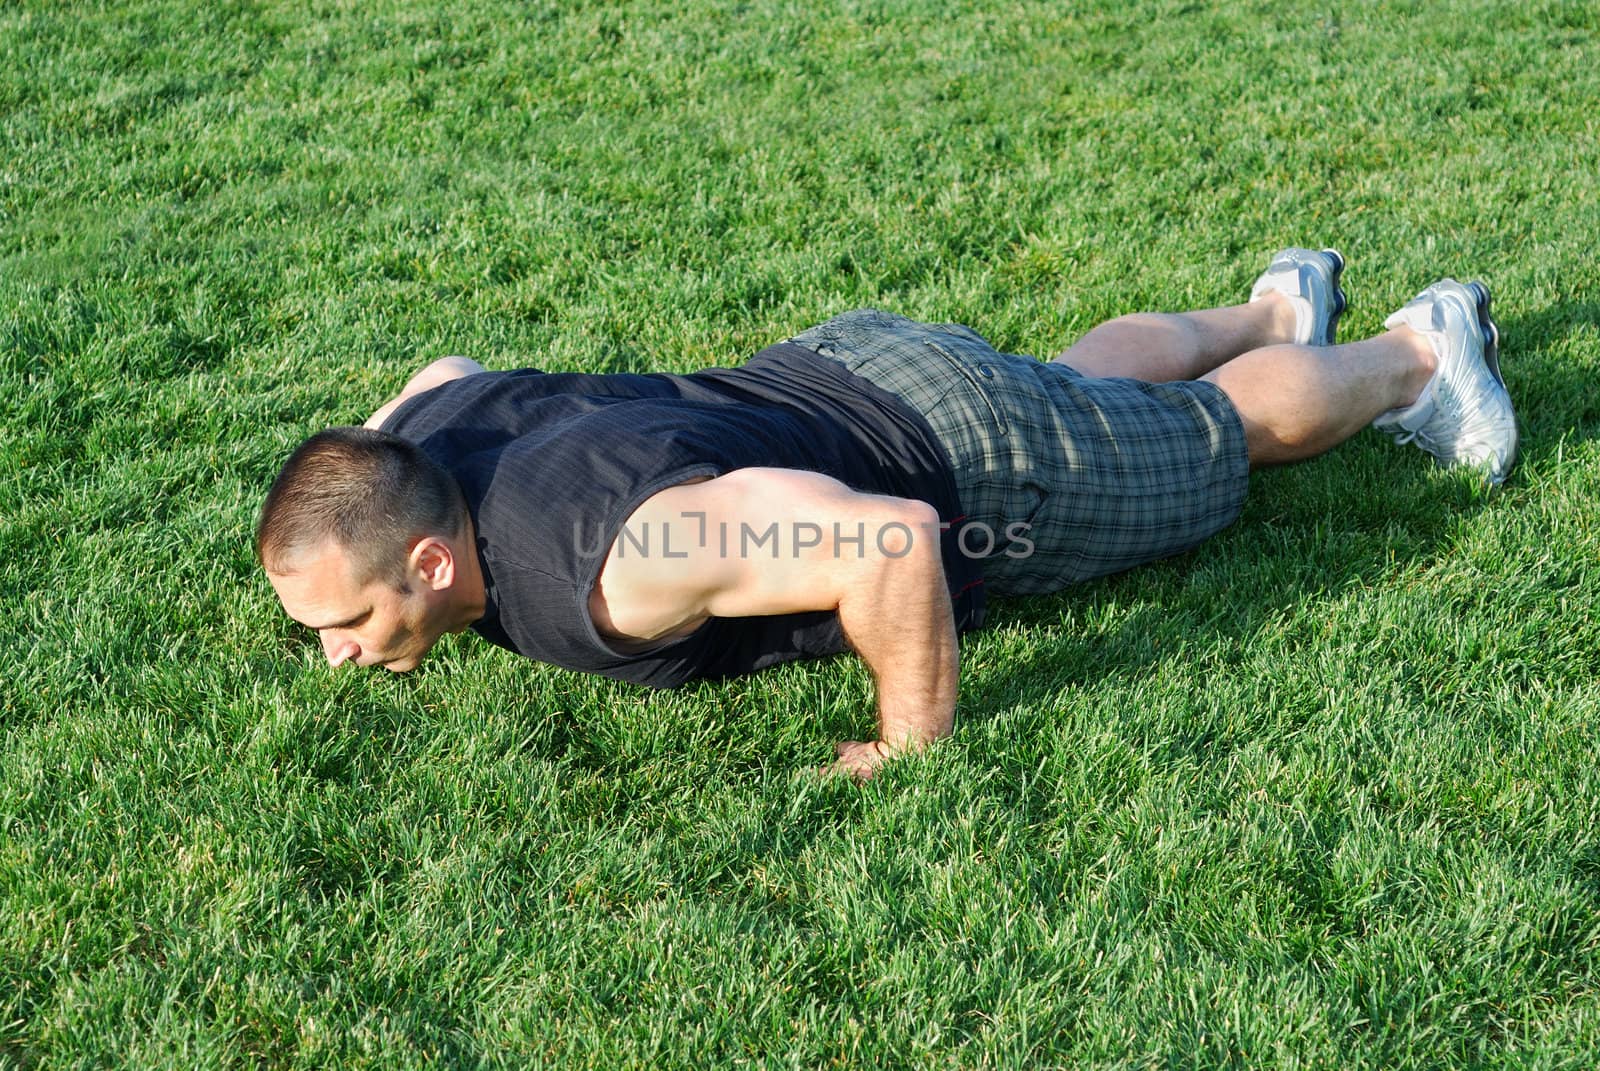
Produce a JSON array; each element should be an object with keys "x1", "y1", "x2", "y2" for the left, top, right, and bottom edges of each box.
[
  {"x1": 365, "y1": 356, "x2": 492, "y2": 430},
  {"x1": 375, "y1": 367, "x2": 523, "y2": 437}
]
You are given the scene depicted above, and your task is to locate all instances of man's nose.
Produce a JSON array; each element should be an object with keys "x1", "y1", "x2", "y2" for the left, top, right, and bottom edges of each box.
[{"x1": 321, "y1": 632, "x2": 359, "y2": 667}]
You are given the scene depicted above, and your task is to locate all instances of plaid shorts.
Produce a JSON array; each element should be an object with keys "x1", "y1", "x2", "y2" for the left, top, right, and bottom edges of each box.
[{"x1": 787, "y1": 309, "x2": 1250, "y2": 595}]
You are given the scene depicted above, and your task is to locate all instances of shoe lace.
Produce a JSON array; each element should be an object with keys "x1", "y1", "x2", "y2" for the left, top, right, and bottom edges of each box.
[
  {"x1": 1391, "y1": 385, "x2": 1511, "y2": 458},
  {"x1": 1392, "y1": 427, "x2": 1425, "y2": 448}
]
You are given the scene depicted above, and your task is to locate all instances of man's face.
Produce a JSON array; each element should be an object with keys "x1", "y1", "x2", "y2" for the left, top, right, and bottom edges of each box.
[{"x1": 266, "y1": 540, "x2": 446, "y2": 673}]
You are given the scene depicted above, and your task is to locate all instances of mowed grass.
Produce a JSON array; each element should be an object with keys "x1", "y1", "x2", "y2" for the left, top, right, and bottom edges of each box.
[{"x1": 3, "y1": 0, "x2": 1600, "y2": 1066}]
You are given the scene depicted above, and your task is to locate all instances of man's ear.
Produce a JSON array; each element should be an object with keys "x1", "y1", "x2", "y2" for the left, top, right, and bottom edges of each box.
[{"x1": 409, "y1": 536, "x2": 457, "y2": 591}]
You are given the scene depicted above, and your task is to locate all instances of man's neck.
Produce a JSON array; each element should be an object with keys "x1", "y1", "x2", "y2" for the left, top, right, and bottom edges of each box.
[{"x1": 450, "y1": 516, "x2": 489, "y2": 628}]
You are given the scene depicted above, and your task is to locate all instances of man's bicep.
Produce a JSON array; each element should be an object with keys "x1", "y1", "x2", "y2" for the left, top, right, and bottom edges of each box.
[
  {"x1": 670, "y1": 468, "x2": 932, "y2": 619},
  {"x1": 595, "y1": 467, "x2": 940, "y2": 641}
]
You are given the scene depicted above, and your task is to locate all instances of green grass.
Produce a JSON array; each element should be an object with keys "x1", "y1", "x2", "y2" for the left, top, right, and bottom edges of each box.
[{"x1": 4, "y1": 0, "x2": 1600, "y2": 1066}]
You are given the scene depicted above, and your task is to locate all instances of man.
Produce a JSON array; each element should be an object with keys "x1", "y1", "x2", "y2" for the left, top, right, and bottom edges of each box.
[{"x1": 258, "y1": 250, "x2": 1517, "y2": 780}]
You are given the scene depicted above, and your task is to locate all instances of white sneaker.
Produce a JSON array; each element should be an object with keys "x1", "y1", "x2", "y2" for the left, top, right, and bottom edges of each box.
[
  {"x1": 1250, "y1": 247, "x2": 1347, "y2": 346},
  {"x1": 1372, "y1": 279, "x2": 1517, "y2": 484}
]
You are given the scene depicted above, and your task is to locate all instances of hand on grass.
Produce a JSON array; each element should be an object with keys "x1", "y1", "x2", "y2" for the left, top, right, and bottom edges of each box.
[{"x1": 826, "y1": 739, "x2": 892, "y2": 783}]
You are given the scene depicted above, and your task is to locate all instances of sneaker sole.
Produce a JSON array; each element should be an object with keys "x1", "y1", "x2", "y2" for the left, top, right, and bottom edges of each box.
[
  {"x1": 1465, "y1": 279, "x2": 1515, "y2": 484},
  {"x1": 1320, "y1": 248, "x2": 1347, "y2": 345},
  {"x1": 1467, "y1": 280, "x2": 1502, "y2": 387}
]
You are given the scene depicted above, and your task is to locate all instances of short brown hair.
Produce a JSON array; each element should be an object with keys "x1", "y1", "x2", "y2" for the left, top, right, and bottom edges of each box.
[{"x1": 256, "y1": 427, "x2": 468, "y2": 583}]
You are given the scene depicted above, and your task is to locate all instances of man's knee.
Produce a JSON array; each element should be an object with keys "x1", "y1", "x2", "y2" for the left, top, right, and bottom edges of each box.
[{"x1": 1056, "y1": 313, "x2": 1189, "y2": 376}]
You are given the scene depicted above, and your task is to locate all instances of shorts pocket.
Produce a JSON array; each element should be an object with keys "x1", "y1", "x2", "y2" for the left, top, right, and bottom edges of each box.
[{"x1": 923, "y1": 339, "x2": 1007, "y2": 435}]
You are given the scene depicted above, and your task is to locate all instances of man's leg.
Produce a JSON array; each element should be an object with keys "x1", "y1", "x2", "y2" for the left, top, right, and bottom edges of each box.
[
  {"x1": 1053, "y1": 248, "x2": 1344, "y2": 383},
  {"x1": 1044, "y1": 255, "x2": 1514, "y2": 480},
  {"x1": 1201, "y1": 276, "x2": 1515, "y2": 477},
  {"x1": 1200, "y1": 275, "x2": 1515, "y2": 475},
  {"x1": 1203, "y1": 329, "x2": 1436, "y2": 467},
  {"x1": 1051, "y1": 296, "x2": 1297, "y2": 382},
  {"x1": 1054, "y1": 301, "x2": 1439, "y2": 468}
]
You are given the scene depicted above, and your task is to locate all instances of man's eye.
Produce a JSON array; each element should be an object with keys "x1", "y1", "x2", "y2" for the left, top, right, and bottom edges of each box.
[{"x1": 317, "y1": 611, "x2": 371, "y2": 633}]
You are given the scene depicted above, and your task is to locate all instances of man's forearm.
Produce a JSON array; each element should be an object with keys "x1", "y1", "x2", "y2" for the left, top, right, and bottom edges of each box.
[
  {"x1": 875, "y1": 605, "x2": 960, "y2": 751},
  {"x1": 836, "y1": 529, "x2": 961, "y2": 752}
]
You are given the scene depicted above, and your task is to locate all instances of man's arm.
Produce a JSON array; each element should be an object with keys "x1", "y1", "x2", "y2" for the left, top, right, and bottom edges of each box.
[
  {"x1": 590, "y1": 467, "x2": 960, "y2": 781},
  {"x1": 364, "y1": 356, "x2": 487, "y2": 429}
]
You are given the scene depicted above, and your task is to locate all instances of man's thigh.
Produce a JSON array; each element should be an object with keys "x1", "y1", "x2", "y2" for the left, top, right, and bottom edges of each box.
[{"x1": 981, "y1": 358, "x2": 1252, "y2": 593}]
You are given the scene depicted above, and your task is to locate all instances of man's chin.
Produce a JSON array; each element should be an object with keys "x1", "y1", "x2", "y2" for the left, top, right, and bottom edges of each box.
[{"x1": 382, "y1": 656, "x2": 423, "y2": 673}]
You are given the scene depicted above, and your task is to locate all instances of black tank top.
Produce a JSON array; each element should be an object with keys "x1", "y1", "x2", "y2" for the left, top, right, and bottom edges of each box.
[{"x1": 381, "y1": 342, "x2": 986, "y2": 687}]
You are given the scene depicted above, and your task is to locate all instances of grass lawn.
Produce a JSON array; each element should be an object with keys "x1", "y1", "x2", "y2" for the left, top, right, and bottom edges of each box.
[{"x1": 4, "y1": 0, "x2": 1600, "y2": 1066}]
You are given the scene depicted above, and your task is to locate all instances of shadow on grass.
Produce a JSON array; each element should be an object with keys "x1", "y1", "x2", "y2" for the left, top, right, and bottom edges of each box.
[
  {"x1": 1494, "y1": 301, "x2": 1600, "y2": 458},
  {"x1": 955, "y1": 430, "x2": 1501, "y2": 732}
]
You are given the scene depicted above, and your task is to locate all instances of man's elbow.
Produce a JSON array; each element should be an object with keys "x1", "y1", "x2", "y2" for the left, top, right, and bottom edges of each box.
[{"x1": 873, "y1": 498, "x2": 942, "y2": 562}]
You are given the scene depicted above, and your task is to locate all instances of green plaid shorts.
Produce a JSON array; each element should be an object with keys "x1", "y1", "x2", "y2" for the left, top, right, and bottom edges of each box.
[{"x1": 787, "y1": 309, "x2": 1250, "y2": 595}]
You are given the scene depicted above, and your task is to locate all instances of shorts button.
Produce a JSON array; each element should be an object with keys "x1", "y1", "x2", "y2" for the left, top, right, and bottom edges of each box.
[{"x1": 979, "y1": 365, "x2": 994, "y2": 378}]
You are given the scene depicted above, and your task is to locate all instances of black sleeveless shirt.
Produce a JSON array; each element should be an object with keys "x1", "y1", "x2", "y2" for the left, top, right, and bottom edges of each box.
[{"x1": 381, "y1": 342, "x2": 986, "y2": 688}]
